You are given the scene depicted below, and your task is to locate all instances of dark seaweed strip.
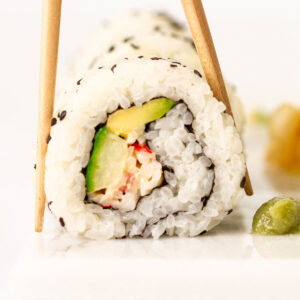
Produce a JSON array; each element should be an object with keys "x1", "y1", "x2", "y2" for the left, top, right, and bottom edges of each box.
[
  {"x1": 201, "y1": 196, "x2": 209, "y2": 207},
  {"x1": 108, "y1": 45, "x2": 115, "y2": 53},
  {"x1": 185, "y1": 124, "x2": 193, "y2": 133},
  {"x1": 111, "y1": 64, "x2": 117, "y2": 73},
  {"x1": 46, "y1": 135, "x2": 51, "y2": 144},
  {"x1": 59, "y1": 110, "x2": 67, "y2": 121},
  {"x1": 83, "y1": 195, "x2": 89, "y2": 204},
  {"x1": 59, "y1": 217, "x2": 65, "y2": 227},
  {"x1": 162, "y1": 165, "x2": 174, "y2": 174},
  {"x1": 209, "y1": 163, "x2": 215, "y2": 170},
  {"x1": 51, "y1": 118, "x2": 57, "y2": 126},
  {"x1": 227, "y1": 209, "x2": 233, "y2": 215},
  {"x1": 201, "y1": 166, "x2": 215, "y2": 208},
  {"x1": 130, "y1": 43, "x2": 139, "y2": 50},
  {"x1": 240, "y1": 176, "x2": 246, "y2": 188},
  {"x1": 194, "y1": 70, "x2": 202, "y2": 78}
]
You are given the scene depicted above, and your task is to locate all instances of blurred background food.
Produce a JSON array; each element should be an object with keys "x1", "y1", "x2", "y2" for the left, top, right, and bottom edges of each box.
[
  {"x1": 266, "y1": 104, "x2": 300, "y2": 174},
  {"x1": 250, "y1": 104, "x2": 300, "y2": 201}
]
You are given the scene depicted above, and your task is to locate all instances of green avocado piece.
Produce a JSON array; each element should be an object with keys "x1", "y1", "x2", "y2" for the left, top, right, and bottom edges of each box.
[
  {"x1": 86, "y1": 126, "x2": 128, "y2": 193},
  {"x1": 107, "y1": 97, "x2": 176, "y2": 137},
  {"x1": 252, "y1": 197, "x2": 300, "y2": 235}
]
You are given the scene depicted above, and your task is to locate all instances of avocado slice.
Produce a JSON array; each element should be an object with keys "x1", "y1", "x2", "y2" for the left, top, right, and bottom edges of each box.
[
  {"x1": 107, "y1": 97, "x2": 176, "y2": 137},
  {"x1": 86, "y1": 126, "x2": 128, "y2": 193}
]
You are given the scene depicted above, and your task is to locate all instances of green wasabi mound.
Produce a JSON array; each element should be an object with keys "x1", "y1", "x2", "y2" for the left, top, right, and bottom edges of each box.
[{"x1": 252, "y1": 197, "x2": 300, "y2": 235}]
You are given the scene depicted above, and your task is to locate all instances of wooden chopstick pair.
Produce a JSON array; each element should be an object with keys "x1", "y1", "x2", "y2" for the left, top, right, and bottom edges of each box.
[{"x1": 35, "y1": 0, "x2": 253, "y2": 232}]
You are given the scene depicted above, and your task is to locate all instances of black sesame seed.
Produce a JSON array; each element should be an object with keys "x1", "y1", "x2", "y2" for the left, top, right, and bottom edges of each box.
[
  {"x1": 194, "y1": 70, "x2": 202, "y2": 78},
  {"x1": 200, "y1": 230, "x2": 207, "y2": 235},
  {"x1": 34, "y1": 164, "x2": 36, "y2": 169},
  {"x1": 108, "y1": 45, "x2": 115, "y2": 53},
  {"x1": 227, "y1": 209, "x2": 233, "y2": 215},
  {"x1": 170, "y1": 21, "x2": 183, "y2": 30},
  {"x1": 111, "y1": 64, "x2": 117, "y2": 73},
  {"x1": 123, "y1": 36, "x2": 133, "y2": 43},
  {"x1": 46, "y1": 135, "x2": 51, "y2": 144},
  {"x1": 151, "y1": 57, "x2": 161, "y2": 60},
  {"x1": 51, "y1": 118, "x2": 57, "y2": 126},
  {"x1": 240, "y1": 176, "x2": 246, "y2": 188},
  {"x1": 47, "y1": 201, "x2": 53, "y2": 213},
  {"x1": 98, "y1": 66, "x2": 103, "y2": 69},
  {"x1": 59, "y1": 217, "x2": 65, "y2": 227},
  {"x1": 59, "y1": 110, "x2": 67, "y2": 121},
  {"x1": 76, "y1": 78, "x2": 82, "y2": 85},
  {"x1": 170, "y1": 64, "x2": 178, "y2": 68},
  {"x1": 130, "y1": 43, "x2": 139, "y2": 50},
  {"x1": 138, "y1": 55, "x2": 144, "y2": 59}
]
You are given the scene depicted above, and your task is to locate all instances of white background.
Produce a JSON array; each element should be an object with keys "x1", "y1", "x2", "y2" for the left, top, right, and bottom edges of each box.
[{"x1": 0, "y1": 0, "x2": 299, "y2": 298}]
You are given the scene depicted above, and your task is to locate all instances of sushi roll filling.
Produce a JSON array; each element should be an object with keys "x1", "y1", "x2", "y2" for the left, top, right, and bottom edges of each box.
[
  {"x1": 86, "y1": 98, "x2": 216, "y2": 214},
  {"x1": 86, "y1": 98, "x2": 175, "y2": 211},
  {"x1": 88, "y1": 133, "x2": 164, "y2": 212}
]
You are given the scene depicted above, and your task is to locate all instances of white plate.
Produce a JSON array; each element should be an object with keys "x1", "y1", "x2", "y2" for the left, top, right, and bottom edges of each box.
[{"x1": 9, "y1": 126, "x2": 300, "y2": 300}]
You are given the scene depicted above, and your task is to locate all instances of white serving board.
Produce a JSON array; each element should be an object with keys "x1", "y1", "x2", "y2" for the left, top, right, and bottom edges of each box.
[{"x1": 9, "y1": 127, "x2": 300, "y2": 300}]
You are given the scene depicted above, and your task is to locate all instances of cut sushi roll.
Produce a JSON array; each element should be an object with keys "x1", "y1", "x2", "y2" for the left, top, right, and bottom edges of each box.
[{"x1": 45, "y1": 58, "x2": 246, "y2": 239}]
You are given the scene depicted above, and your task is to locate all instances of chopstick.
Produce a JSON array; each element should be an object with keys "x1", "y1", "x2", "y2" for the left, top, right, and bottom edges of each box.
[
  {"x1": 35, "y1": 0, "x2": 62, "y2": 232},
  {"x1": 181, "y1": 0, "x2": 253, "y2": 196}
]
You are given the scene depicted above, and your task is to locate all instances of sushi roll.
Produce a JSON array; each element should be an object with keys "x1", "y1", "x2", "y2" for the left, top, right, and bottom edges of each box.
[{"x1": 45, "y1": 58, "x2": 246, "y2": 239}]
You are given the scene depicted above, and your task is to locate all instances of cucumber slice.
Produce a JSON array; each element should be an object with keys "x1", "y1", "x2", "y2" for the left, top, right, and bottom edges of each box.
[{"x1": 86, "y1": 126, "x2": 128, "y2": 193}]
